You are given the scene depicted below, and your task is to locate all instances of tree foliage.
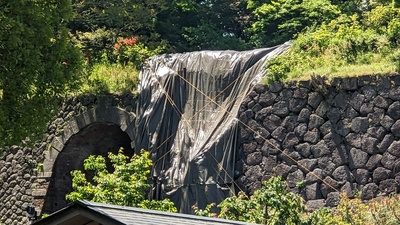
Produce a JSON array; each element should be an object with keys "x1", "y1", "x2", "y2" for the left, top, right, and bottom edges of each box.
[
  {"x1": 195, "y1": 176, "x2": 306, "y2": 224},
  {"x1": 66, "y1": 149, "x2": 177, "y2": 212},
  {"x1": 245, "y1": 0, "x2": 341, "y2": 47},
  {"x1": 0, "y1": 0, "x2": 82, "y2": 146},
  {"x1": 264, "y1": 2, "x2": 400, "y2": 82}
]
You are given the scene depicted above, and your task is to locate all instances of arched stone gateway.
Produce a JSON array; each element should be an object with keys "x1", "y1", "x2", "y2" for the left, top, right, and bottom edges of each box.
[{"x1": 36, "y1": 106, "x2": 135, "y2": 214}]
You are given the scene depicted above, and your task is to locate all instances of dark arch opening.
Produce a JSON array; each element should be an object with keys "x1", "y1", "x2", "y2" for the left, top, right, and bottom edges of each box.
[{"x1": 42, "y1": 122, "x2": 133, "y2": 214}]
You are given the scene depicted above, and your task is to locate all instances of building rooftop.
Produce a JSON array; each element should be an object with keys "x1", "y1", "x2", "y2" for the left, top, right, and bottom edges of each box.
[{"x1": 32, "y1": 200, "x2": 256, "y2": 225}]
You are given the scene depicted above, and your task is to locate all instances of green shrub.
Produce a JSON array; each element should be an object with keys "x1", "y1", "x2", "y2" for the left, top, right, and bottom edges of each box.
[
  {"x1": 78, "y1": 63, "x2": 139, "y2": 94},
  {"x1": 66, "y1": 148, "x2": 177, "y2": 212},
  {"x1": 196, "y1": 177, "x2": 306, "y2": 225}
]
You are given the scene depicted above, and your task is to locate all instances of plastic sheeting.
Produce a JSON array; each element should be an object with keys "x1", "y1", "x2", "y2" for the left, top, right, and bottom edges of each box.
[{"x1": 134, "y1": 43, "x2": 291, "y2": 213}]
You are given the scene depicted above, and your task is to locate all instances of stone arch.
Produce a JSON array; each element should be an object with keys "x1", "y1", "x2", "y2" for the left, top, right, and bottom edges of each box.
[{"x1": 38, "y1": 106, "x2": 135, "y2": 214}]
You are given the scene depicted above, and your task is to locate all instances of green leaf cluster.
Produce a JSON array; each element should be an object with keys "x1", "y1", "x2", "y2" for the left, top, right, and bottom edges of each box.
[
  {"x1": 66, "y1": 148, "x2": 177, "y2": 212},
  {"x1": 265, "y1": 3, "x2": 400, "y2": 82},
  {"x1": 196, "y1": 176, "x2": 306, "y2": 224},
  {"x1": 0, "y1": 0, "x2": 83, "y2": 146}
]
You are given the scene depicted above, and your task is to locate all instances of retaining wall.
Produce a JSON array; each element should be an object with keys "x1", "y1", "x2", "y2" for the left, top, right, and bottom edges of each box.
[
  {"x1": 0, "y1": 94, "x2": 136, "y2": 224},
  {"x1": 1, "y1": 74, "x2": 400, "y2": 224},
  {"x1": 235, "y1": 74, "x2": 400, "y2": 210}
]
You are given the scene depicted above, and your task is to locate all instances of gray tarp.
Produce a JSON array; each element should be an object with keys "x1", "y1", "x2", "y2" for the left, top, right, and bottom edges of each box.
[{"x1": 134, "y1": 43, "x2": 291, "y2": 213}]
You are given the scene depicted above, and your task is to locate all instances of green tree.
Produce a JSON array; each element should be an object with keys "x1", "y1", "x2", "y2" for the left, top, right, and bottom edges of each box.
[
  {"x1": 245, "y1": 0, "x2": 341, "y2": 47},
  {"x1": 195, "y1": 176, "x2": 306, "y2": 224},
  {"x1": 0, "y1": 0, "x2": 82, "y2": 147},
  {"x1": 156, "y1": 0, "x2": 249, "y2": 52},
  {"x1": 69, "y1": 0, "x2": 167, "y2": 62},
  {"x1": 66, "y1": 149, "x2": 177, "y2": 212}
]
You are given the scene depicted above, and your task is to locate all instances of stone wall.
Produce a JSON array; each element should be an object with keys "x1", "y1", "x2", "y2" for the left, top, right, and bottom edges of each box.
[
  {"x1": 1, "y1": 74, "x2": 400, "y2": 224},
  {"x1": 0, "y1": 94, "x2": 136, "y2": 224},
  {"x1": 235, "y1": 74, "x2": 400, "y2": 210}
]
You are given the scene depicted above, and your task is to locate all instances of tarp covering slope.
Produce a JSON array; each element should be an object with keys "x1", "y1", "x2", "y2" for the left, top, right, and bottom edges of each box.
[{"x1": 134, "y1": 43, "x2": 291, "y2": 213}]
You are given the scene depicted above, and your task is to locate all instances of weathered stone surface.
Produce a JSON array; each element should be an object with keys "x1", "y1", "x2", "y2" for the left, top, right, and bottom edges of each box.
[
  {"x1": 294, "y1": 123, "x2": 308, "y2": 137},
  {"x1": 298, "y1": 108, "x2": 311, "y2": 123},
  {"x1": 388, "y1": 141, "x2": 400, "y2": 157},
  {"x1": 345, "y1": 107, "x2": 361, "y2": 120},
  {"x1": 295, "y1": 143, "x2": 311, "y2": 158},
  {"x1": 360, "y1": 103, "x2": 374, "y2": 116},
  {"x1": 258, "y1": 92, "x2": 276, "y2": 107},
  {"x1": 317, "y1": 157, "x2": 336, "y2": 176},
  {"x1": 305, "y1": 168, "x2": 324, "y2": 184},
  {"x1": 365, "y1": 154, "x2": 382, "y2": 170},
  {"x1": 389, "y1": 86, "x2": 400, "y2": 100},
  {"x1": 309, "y1": 114, "x2": 325, "y2": 130},
  {"x1": 367, "y1": 126, "x2": 386, "y2": 140},
  {"x1": 311, "y1": 141, "x2": 330, "y2": 158},
  {"x1": 391, "y1": 120, "x2": 400, "y2": 138},
  {"x1": 335, "y1": 119, "x2": 351, "y2": 136},
  {"x1": 316, "y1": 101, "x2": 329, "y2": 118},
  {"x1": 349, "y1": 93, "x2": 364, "y2": 111},
  {"x1": 351, "y1": 117, "x2": 369, "y2": 133},
  {"x1": 271, "y1": 126, "x2": 287, "y2": 142},
  {"x1": 332, "y1": 165, "x2": 353, "y2": 182},
  {"x1": 320, "y1": 121, "x2": 333, "y2": 136},
  {"x1": 274, "y1": 164, "x2": 292, "y2": 179},
  {"x1": 353, "y1": 169, "x2": 370, "y2": 185},
  {"x1": 273, "y1": 101, "x2": 289, "y2": 117},
  {"x1": 287, "y1": 169, "x2": 305, "y2": 188},
  {"x1": 335, "y1": 92, "x2": 350, "y2": 109},
  {"x1": 361, "y1": 183, "x2": 379, "y2": 200},
  {"x1": 380, "y1": 115, "x2": 394, "y2": 131},
  {"x1": 306, "y1": 199, "x2": 326, "y2": 211},
  {"x1": 379, "y1": 179, "x2": 397, "y2": 194},
  {"x1": 388, "y1": 101, "x2": 400, "y2": 120},
  {"x1": 293, "y1": 88, "x2": 309, "y2": 98},
  {"x1": 345, "y1": 133, "x2": 362, "y2": 148},
  {"x1": 305, "y1": 182, "x2": 321, "y2": 200},
  {"x1": 298, "y1": 159, "x2": 318, "y2": 172},
  {"x1": 378, "y1": 134, "x2": 394, "y2": 153},
  {"x1": 289, "y1": 98, "x2": 307, "y2": 112},
  {"x1": 263, "y1": 114, "x2": 282, "y2": 132},
  {"x1": 332, "y1": 146, "x2": 349, "y2": 166},
  {"x1": 327, "y1": 107, "x2": 341, "y2": 124},
  {"x1": 282, "y1": 132, "x2": 299, "y2": 149},
  {"x1": 320, "y1": 176, "x2": 342, "y2": 198},
  {"x1": 304, "y1": 130, "x2": 320, "y2": 144},
  {"x1": 361, "y1": 136, "x2": 379, "y2": 154},
  {"x1": 381, "y1": 152, "x2": 397, "y2": 170},
  {"x1": 349, "y1": 148, "x2": 369, "y2": 169},
  {"x1": 373, "y1": 167, "x2": 392, "y2": 183},
  {"x1": 373, "y1": 95, "x2": 390, "y2": 108},
  {"x1": 246, "y1": 152, "x2": 263, "y2": 166},
  {"x1": 243, "y1": 142, "x2": 257, "y2": 154},
  {"x1": 282, "y1": 116, "x2": 298, "y2": 132},
  {"x1": 308, "y1": 92, "x2": 323, "y2": 109},
  {"x1": 326, "y1": 192, "x2": 340, "y2": 207}
]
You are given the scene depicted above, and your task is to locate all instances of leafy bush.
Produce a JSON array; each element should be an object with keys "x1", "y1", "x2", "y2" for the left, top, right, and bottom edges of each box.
[
  {"x1": 66, "y1": 148, "x2": 177, "y2": 212},
  {"x1": 195, "y1": 176, "x2": 306, "y2": 224},
  {"x1": 78, "y1": 63, "x2": 139, "y2": 94},
  {"x1": 265, "y1": 5, "x2": 400, "y2": 82},
  {"x1": 112, "y1": 37, "x2": 166, "y2": 68}
]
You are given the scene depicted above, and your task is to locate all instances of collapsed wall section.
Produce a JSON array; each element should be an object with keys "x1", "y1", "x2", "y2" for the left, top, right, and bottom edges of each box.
[{"x1": 134, "y1": 44, "x2": 291, "y2": 213}]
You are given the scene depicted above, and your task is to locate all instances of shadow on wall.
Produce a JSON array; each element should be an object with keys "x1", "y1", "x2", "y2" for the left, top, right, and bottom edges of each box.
[{"x1": 41, "y1": 122, "x2": 133, "y2": 214}]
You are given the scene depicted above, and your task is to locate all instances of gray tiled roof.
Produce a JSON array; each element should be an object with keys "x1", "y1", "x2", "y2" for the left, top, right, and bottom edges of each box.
[
  {"x1": 81, "y1": 200, "x2": 255, "y2": 225},
  {"x1": 34, "y1": 200, "x2": 256, "y2": 225}
]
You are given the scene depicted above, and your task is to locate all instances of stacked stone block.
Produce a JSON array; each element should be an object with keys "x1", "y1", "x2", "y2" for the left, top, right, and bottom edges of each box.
[{"x1": 236, "y1": 75, "x2": 400, "y2": 210}]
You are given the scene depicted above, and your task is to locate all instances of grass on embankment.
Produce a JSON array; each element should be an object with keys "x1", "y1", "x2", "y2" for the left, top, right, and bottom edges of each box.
[{"x1": 78, "y1": 63, "x2": 139, "y2": 95}]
